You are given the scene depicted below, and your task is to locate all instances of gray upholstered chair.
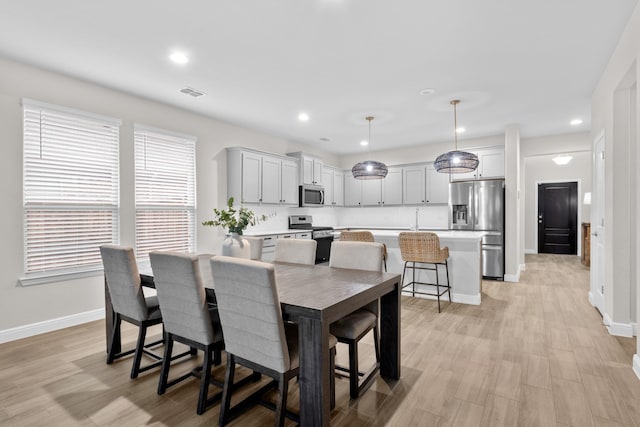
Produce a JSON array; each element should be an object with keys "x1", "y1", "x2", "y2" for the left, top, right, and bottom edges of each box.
[
  {"x1": 210, "y1": 256, "x2": 336, "y2": 426},
  {"x1": 339, "y1": 230, "x2": 387, "y2": 271},
  {"x1": 100, "y1": 245, "x2": 167, "y2": 379},
  {"x1": 274, "y1": 238, "x2": 317, "y2": 265},
  {"x1": 150, "y1": 251, "x2": 229, "y2": 415},
  {"x1": 243, "y1": 236, "x2": 264, "y2": 261},
  {"x1": 328, "y1": 240, "x2": 384, "y2": 399}
]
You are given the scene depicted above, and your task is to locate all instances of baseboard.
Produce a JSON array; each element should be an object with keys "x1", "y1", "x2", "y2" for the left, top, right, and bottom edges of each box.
[
  {"x1": 633, "y1": 354, "x2": 640, "y2": 380},
  {"x1": 503, "y1": 264, "x2": 522, "y2": 283},
  {"x1": 401, "y1": 290, "x2": 481, "y2": 306},
  {"x1": 525, "y1": 248, "x2": 537, "y2": 254},
  {"x1": 607, "y1": 320, "x2": 634, "y2": 338},
  {"x1": 0, "y1": 308, "x2": 105, "y2": 344},
  {"x1": 588, "y1": 291, "x2": 595, "y2": 306},
  {"x1": 632, "y1": 323, "x2": 637, "y2": 337},
  {"x1": 603, "y1": 312, "x2": 613, "y2": 326}
]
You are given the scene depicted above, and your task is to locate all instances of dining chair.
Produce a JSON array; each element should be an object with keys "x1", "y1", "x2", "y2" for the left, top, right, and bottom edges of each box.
[
  {"x1": 274, "y1": 238, "x2": 317, "y2": 265},
  {"x1": 398, "y1": 231, "x2": 451, "y2": 313},
  {"x1": 339, "y1": 230, "x2": 387, "y2": 271},
  {"x1": 150, "y1": 251, "x2": 231, "y2": 415},
  {"x1": 210, "y1": 256, "x2": 337, "y2": 426},
  {"x1": 328, "y1": 240, "x2": 383, "y2": 399},
  {"x1": 100, "y1": 245, "x2": 179, "y2": 379},
  {"x1": 243, "y1": 236, "x2": 264, "y2": 261}
]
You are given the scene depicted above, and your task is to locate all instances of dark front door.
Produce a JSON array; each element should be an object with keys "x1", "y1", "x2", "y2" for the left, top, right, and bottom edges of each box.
[{"x1": 538, "y1": 182, "x2": 578, "y2": 254}]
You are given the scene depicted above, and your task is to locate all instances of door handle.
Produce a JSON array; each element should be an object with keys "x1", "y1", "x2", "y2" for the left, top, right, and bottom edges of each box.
[{"x1": 591, "y1": 232, "x2": 598, "y2": 237}]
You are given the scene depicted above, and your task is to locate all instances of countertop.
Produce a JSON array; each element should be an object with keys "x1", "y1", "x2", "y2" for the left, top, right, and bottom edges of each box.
[{"x1": 243, "y1": 229, "x2": 311, "y2": 237}]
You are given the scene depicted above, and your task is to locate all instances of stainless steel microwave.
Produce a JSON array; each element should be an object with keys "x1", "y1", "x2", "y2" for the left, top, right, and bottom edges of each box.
[{"x1": 299, "y1": 184, "x2": 325, "y2": 207}]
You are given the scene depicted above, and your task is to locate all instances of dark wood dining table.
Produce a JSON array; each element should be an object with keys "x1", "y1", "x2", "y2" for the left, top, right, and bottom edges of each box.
[{"x1": 105, "y1": 256, "x2": 401, "y2": 427}]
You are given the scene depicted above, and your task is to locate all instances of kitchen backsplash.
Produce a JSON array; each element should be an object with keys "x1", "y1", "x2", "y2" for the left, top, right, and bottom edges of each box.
[{"x1": 244, "y1": 204, "x2": 449, "y2": 232}]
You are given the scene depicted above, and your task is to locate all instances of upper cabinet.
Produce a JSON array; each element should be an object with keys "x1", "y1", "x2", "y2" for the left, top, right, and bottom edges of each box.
[
  {"x1": 451, "y1": 147, "x2": 505, "y2": 181},
  {"x1": 287, "y1": 152, "x2": 323, "y2": 185},
  {"x1": 322, "y1": 167, "x2": 344, "y2": 207},
  {"x1": 227, "y1": 148, "x2": 299, "y2": 205},
  {"x1": 347, "y1": 167, "x2": 403, "y2": 206},
  {"x1": 403, "y1": 163, "x2": 449, "y2": 205}
]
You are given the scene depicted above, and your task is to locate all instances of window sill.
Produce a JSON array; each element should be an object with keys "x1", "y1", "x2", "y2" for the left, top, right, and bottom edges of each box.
[{"x1": 20, "y1": 268, "x2": 103, "y2": 287}]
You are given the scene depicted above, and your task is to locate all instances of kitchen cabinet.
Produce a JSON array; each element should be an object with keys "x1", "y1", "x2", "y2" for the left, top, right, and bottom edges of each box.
[
  {"x1": 227, "y1": 148, "x2": 299, "y2": 205},
  {"x1": 403, "y1": 163, "x2": 449, "y2": 205},
  {"x1": 347, "y1": 167, "x2": 403, "y2": 206},
  {"x1": 322, "y1": 167, "x2": 344, "y2": 206},
  {"x1": 287, "y1": 152, "x2": 323, "y2": 185},
  {"x1": 451, "y1": 147, "x2": 505, "y2": 181}
]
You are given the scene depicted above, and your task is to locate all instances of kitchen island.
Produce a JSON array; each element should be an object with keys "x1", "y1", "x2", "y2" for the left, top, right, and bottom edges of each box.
[{"x1": 336, "y1": 228, "x2": 484, "y2": 305}]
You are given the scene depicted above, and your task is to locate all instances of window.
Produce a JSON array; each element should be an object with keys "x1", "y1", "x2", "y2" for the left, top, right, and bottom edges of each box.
[
  {"x1": 134, "y1": 126, "x2": 196, "y2": 261},
  {"x1": 22, "y1": 100, "x2": 120, "y2": 283}
]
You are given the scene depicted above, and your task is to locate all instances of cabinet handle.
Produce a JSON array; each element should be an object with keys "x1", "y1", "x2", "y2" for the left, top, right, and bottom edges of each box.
[
  {"x1": 426, "y1": 200, "x2": 429, "y2": 203},
  {"x1": 422, "y1": 200, "x2": 425, "y2": 203}
]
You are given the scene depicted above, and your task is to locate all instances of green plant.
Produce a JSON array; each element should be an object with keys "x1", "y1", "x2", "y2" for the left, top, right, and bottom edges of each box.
[{"x1": 202, "y1": 197, "x2": 268, "y2": 235}]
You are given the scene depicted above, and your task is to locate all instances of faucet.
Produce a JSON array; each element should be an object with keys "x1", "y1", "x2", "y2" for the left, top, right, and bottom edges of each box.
[{"x1": 415, "y1": 208, "x2": 419, "y2": 231}]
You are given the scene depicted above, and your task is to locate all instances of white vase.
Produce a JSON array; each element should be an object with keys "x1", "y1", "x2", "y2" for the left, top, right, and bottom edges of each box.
[{"x1": 222, "y1": 232, "x2": 251, "y2": 258}]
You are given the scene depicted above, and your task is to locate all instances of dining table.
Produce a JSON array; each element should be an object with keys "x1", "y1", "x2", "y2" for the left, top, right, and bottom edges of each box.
[{"x1": 104, "y1": 255, "x2": 401, "y2": 427}]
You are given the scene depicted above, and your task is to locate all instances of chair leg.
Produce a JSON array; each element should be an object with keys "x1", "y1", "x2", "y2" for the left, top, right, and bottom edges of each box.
[
  {"x1": 348, "y1": 340, "x2": 359, "y2": 399},
  {"x1": 412, "y1": 261, "x2": 416, "y2": 297},
  {"x1": 274, "y1": 372, "x2": 289, "y2": 427},
  {"x1": 197, "y1": 346, "x2": 213, "y2": 415},
  {"x1": 106, "y1": 314, "x2": 121, "y2": 364},
  {"x1": 131, "y1": 323, "x2": 148, "y2": 379},
  {"x1": 157, "y1": 333, "x2": 174, "y2": 395},
  {"x1": 373, "y1": 326, "x2": 380, "y2": 362},
  {"x1": 435, "y1": 264, "x2": 441, "y2": 313},
  {"x1": 445, "y1": 260, "x2": 452, "y2": 304},
  {"x1": 383, "y1": 255, "x2": 387, "y2": 272},
  {"x1": 330, "y1": 346, "x2": 336, "y2": 410},
  {"x1": 219, "y1": 354, "x2": 236, "y2": 427}
]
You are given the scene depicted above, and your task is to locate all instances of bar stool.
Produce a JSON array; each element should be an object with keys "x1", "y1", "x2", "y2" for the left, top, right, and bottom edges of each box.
[{"x1": 398, "y1": 232, "x2": 451, "y2": 313}]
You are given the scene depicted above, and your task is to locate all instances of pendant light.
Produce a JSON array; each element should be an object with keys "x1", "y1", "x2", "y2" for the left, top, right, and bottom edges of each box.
[
  {"x1": 352, "y1": 116, "x2": 388, "y2": 180},
  {"x1": 434, "y1": 100, "x2": 479, "y2": 174}
]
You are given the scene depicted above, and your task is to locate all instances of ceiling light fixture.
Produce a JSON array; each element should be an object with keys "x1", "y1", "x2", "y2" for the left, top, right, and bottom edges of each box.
[
  {"x1": 352, "y1": 116, "x2": 388, "y2": 180},
  {"x1": 169, "y1": 52, "x2": 189, "y2": 64},
  {"x1": 434, "y1": 100, "x2": 479, "y2": 174},
  {"x1": 360, "y1": 140, "x2": 368, "y2": 146},
  {"x1": 552, "y1": 155, "x2": 573, "y2": 165},
  {"x1": 570, "y1": 119, "x2": 583, "y2": 126},
  {"x1": 456, "y1": 127, "x2": 466, "y2": 133},
  {"x1": 298, "y1": 112, "x2": 309, "y2": 122}
]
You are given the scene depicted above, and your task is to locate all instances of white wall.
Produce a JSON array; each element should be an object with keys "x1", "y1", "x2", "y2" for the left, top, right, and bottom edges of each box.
[
  {"x1": 0, "y1": 57, "x2": 339, "y2": 332},
  {"x1": 590, "y1": 3, "x2": 640, "y2": 350}
]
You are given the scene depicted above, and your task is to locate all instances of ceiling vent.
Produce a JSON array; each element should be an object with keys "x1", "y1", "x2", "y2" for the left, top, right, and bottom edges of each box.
[{"x1": 179, "y1": 86, "x2": 206, "y2": 98}]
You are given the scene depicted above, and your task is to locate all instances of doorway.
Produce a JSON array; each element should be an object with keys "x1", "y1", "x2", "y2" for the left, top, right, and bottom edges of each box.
[{"x1": 537, "y1": 182, "x2": 578, "y2": 254}]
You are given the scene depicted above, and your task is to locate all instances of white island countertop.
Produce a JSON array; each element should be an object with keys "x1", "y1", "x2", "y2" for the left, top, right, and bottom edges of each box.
[{"x1": 335, "y1": 227, "x2": 485, "y2": 241}]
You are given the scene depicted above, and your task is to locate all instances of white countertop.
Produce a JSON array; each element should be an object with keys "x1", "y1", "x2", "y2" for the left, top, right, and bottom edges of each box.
[
  {"x1": 243, "y1": 229, "x2": 311, "y2": 237},
  {"x1": 334, "y1": 227, "x2": 484, "y2": 241}
]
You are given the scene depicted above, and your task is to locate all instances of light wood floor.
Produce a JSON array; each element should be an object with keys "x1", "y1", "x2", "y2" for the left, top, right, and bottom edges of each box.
[{"x1": 2, "y1": 254, "x2": 640, "y2": 426}]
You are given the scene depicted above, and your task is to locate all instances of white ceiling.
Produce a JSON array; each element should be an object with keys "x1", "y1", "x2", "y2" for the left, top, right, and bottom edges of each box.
[{"x1": 0, "y1": 1, "x2": 636, "y2": 154}]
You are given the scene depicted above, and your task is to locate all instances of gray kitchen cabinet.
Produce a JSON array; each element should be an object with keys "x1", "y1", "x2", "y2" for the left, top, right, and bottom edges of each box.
[
  {"x1": 403, "y1": 163, "x2": 449, "y2": 205},
  {"x1": 227, "y1": 148, "x2": 299, "y2": 205},
  {"x1": 451, "y1": 147, "x2": 505, "y2": 181},
  {"x1": 288, "y1": 152, "x2": 323, "y2": 185},
  {"x1": 426, "y1": 163, "x2": 449, "y2": 204},
  {"x1": 355, "y1": 167, "x2": 403, "y2": 206},
  {"x1": 344, "y1": 173, "x2": 362, "y2": 206},
  {"x1": 322, "y1": 167, "x2": 344, "y2": 206}
]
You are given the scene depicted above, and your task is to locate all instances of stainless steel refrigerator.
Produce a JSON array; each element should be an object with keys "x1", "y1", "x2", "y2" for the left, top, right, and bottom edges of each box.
[{"x1": 449, "y1": 179, "x2": 505, "y2": 279}]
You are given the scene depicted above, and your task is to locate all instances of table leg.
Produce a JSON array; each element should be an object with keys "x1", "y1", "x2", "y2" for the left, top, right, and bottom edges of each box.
[
  {"x1": 104, "y1": 278, "x2": 121, "y2": 355},
  {"x1": 296, "y1": 316, "x2": 331, "y2": 427},
  {"x1": 380, "y1": 279, "x2": 401, "y2": 379}
]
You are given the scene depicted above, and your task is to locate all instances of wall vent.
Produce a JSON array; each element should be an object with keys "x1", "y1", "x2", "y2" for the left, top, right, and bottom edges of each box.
[{"x1": 180, "y1": 87, "x2": 206, "y2": 98}]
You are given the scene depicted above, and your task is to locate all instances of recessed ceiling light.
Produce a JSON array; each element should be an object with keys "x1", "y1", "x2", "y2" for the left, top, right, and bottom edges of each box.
[
  {"x1": 456, "y1": 127, "x2": 466, "y2": 133},
  {"x1": 298, "y1": 112, "x2": 309, "y2": 122},
  {"x1": 570, "y1": 119, "x2": 583, "y2": 126},
  {"x1": 169, "y1": 52, "x2": 189, "y2": 64},
  {"x1": 360, "y1": 140, "x2": 368, "y2": 146},
  {"x1": 552, "y1": 155, "x2": 573, "y2": 165},
  {"x1": 419, "y1": 88, "x2": 435, "y2": 96}
]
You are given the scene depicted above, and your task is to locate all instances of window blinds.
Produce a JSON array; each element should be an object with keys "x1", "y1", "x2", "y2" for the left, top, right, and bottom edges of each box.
[
  {"x1": 134, "y1": 127, "x2": 196, "y2": 261},
  {"x1": 23, "y1": 101, "x2": 120, "y2": 278}
]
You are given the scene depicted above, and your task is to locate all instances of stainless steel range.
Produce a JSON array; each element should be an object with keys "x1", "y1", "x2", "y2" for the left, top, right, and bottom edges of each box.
[{"x1": 288, "y1": 215, "x2": 334, "y2": 263}]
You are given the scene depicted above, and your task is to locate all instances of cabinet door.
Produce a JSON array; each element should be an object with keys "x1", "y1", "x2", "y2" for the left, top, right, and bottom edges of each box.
[
  {"x1": 302, "y1": 157, "x2": 314, "y2": 185},
  {"x1": 478, "y1": 149, "x2": 504, "y2": 178},
  {"x1": 333, "y1": 172, "x2": 344, "y2": 206},
  {"x1": 426, "y1": 163, "x2": 450, "y2": 204},
  {"x1": 281, "y1": 159, "x2": 299, "y2": 205},
  {"x1": 403, "y1": 165, "x2": 426, "y2": 204},
  {"x1": 382, "y1": 168, "x2": 403, "y2": 205},
  {"x1": 361, "y1": 179, "x2": 382, "y2": 206},
  {"x1": 450, "y1": 151, "x2": 479, "y2": 181},
  {"x1": 313, "y1": 158, "x2": 324, "y2": 185},
  {"x1": 344, "y1": 173, "x2": 362, "y2": 206},
  {"x1": 322, "y1": 169, "x2": 334, "y2": 205},
  {"x1": 261, "y1": 156, "x2": 281, "y2": 204},
  {"x1": 241, "y1": 152, "x2": 262, "y2": 203}
]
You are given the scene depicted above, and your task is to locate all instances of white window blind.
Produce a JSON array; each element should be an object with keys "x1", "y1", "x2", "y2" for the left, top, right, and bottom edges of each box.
[
  {"x1": 23, "y1": 101, "x2": 120, "y2": 280},
  {"x1": 135, "y1": 126, "x2": 196, "y2": 261}
]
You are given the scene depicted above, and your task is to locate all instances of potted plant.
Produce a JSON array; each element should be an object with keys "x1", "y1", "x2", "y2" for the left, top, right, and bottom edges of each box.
[{"x1": 203, "y1": 197, "x2": 268, "y2": 257}]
